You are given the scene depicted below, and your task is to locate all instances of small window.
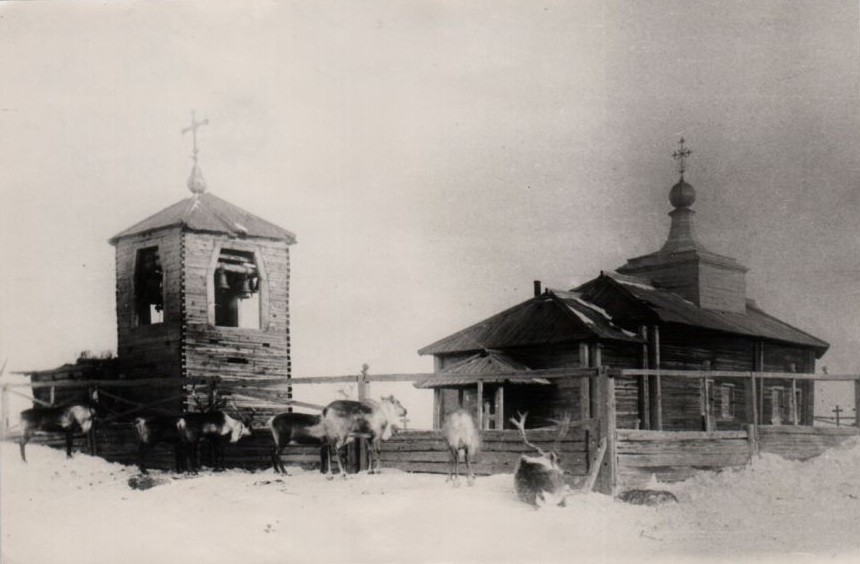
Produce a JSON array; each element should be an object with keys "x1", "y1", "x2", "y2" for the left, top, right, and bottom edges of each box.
[
  {"x1": 719, "y1": 384, "x2": 735, "y2": 421},
  {"x1": 214, "y1": 249, "x2": 261, "y2": 329},
  {"x1": 134, "y1": 247, "x2": 163, "y2": 325}
]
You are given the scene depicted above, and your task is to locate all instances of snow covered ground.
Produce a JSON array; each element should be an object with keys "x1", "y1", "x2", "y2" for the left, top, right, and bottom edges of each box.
[{"x1": 3, "y1": 438, "x2": 860, "y2": 564}]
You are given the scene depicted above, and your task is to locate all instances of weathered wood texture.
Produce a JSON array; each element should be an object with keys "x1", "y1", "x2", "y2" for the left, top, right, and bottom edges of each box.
[
  {"x1": 378, "y1": 427, "x2": 595, "y2": 478},
  {"x1": 115, "y1": 230, "x2": 184, "y2": 382},
  {"x1": 616, "y1": 429, "x2": 752, "y2": 489},
  {"x1": 182, "y1": 234, "x2": 292, "y2": 407},
  {"x1": 91, "y1": 424, "x2": 318, "y2": 471},
  {"x1": 757, "y1": 425, "x2": 858, "y2": 461}
]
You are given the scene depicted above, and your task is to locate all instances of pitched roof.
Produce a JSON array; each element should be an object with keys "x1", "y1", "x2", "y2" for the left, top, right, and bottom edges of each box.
[
  {"x1": 413, "y1": 351, "x2": 551, "y2": 388},
  {"x1": 109, "y1": 192, "x2": 296, "y2": 244},
  {"x1": 417, "y1": 290, "x2": 642, "y2": 356},
  {"x1": 578, "y1": 272, "x2": 829, "y2": 355}
]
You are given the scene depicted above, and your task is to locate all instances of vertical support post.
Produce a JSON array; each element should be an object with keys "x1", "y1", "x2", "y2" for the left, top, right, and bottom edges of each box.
[
  {"x1": 639, "y1": 326, "x2": 650, "y2": 430},
  {"x1": 357, "y1": 364, "x2": 370, "y2": 472},
  {"x1": 494, "y1": 386, "x2": 504, "y2": 430},
  {"x1": 790, "y1": 379, "x2": 798, "y2": 426},
  {"x1": 433, "y1": 388, "x2": 442, "y2": 430},
  {"x1": 49, "y1": 386, "x2": 56, "y2": 407},
  {"x1": 579, "y1": 342, "x2": 590, "y2": 419},
  {"x1": 0, "y1": 385, "x2": 8, "y2": 441},
  {"x1": 755, "y1": 342, "x2": 764, "y2": 425},
  {"x1": 750, "y1": 373, "x2": 759, "y2": 433},
  {"x1": 652, "y1": 325, "x2": 663, "y2": 431},
  {"x1": 588, "y1": 344, "x2": 602, "y2": 421},
  {"x1": 86, "y1": 384, "x2": 96, "y2": 456},
  {"x1": 855, "y1": 378, "x2": 860, "y2": 429},
  {"x1": 746, "y1": 423, "x2": 759, "y2": 460},
  {"x1": 594, "y1": 366, "x2": 617, "y2": 496},
  {"x1": 476, "y1": 380, "x2": 484, "y2": 431},
  {"x1": 701, "y1": 376, "x2": 712, "y2": 432},
  {"x1": 357, "y1": 364, "x2": 369, "y2": 402}
]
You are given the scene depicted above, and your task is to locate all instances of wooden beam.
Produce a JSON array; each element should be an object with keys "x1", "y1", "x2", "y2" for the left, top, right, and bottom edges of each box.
[
  {"x1": 433, "y1": 388, "x2": 442, "y2": 430},
  {"x1": 615, "y1": 369, "x2": 860, "y2": 382},
  {"x1": 701, "y1": 377, "x2": 712, "y2": 432}
]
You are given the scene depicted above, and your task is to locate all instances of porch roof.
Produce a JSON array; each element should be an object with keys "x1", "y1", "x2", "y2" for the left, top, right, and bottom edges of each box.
[{"x1": 413, "y1": 352, "x2": 551, "y2": 389}]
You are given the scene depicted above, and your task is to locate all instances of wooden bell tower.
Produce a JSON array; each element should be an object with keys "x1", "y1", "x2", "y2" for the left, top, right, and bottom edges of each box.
[{"x1": 108, "y1": 114, "x2": 296, "y2": 411}]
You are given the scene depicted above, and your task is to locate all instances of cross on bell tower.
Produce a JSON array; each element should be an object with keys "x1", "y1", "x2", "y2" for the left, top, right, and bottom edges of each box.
[
  {"x1": 183, "y1": 110, "x2": 209, "y2": 194},
  {"x1": 672, "y1": 137, "x2": 692, "y2": 179}
]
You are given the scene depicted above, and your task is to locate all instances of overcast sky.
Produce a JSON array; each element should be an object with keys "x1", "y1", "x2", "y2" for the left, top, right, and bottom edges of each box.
[{"x1": 1, "y1": 1, "x2": 858, "y2": 422}]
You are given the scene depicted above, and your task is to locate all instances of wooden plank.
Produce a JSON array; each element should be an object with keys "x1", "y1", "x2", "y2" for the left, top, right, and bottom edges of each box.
[
  {"x1": 618, "y1": 429, "x2": 748, "y2": 441},
  {"x1": 616, "y1": 369, "x2": 860, "y2": 382},
  {"x1": 619, "y1": 453, "x2": 750, "y2": 467},
  {"x1": 757, "y1": 425, "x2": 858, "y2": 436}
]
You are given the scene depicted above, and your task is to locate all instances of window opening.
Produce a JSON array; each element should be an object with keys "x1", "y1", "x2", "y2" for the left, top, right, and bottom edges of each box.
[
  {"x1": 134, "y1": 247, "x2": 163, "y2": 325},
  {"x1": 718, "y1": 383, "x2": 735, "y2": 421},
  {"x1": 214, "y1": 249, "x2": 261, "y2": 328}
]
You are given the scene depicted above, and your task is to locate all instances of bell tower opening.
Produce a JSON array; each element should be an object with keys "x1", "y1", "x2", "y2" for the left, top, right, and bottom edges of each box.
[
  {"x1": 213, "y1": 248, "x2": 261, "y2": 329},
  {"x1": 134, "y1": 246, "x2": 164, "y2": 326}
]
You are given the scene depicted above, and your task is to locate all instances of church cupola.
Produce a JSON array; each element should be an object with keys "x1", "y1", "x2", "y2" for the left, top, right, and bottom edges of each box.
[{"x1": 617, "y1": 138, "x2": 748, "y2": 313}]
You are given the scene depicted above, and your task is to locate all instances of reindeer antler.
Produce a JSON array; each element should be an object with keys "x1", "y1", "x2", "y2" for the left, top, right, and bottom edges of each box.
[
  {"x1": 509, "y1": 411, "x2": 545, "y2": 456},
  {"x1": 547, "y1": 413, "x2": 571, "y2": 453}
]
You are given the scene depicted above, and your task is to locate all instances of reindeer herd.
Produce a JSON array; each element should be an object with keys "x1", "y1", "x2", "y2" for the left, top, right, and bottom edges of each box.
[{"x1": 15, "y1": 395, "x2": 573, "y2": 506}]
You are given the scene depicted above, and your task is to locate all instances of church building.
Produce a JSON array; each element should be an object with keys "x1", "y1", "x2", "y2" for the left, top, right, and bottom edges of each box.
[{"x1": 418, "y1": 140, "x2": 829, "y2": 432}]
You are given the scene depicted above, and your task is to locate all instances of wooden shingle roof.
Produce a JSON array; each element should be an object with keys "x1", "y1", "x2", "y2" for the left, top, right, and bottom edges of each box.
[
  {"x1": 109, "y1": 193, "x2": 296, "y2": 244},
  {"x1": 417, "y1": 290, "x2": 642, "y2": 356},
  {"x1": 577, "y1": 272, "x2": 830, "y2": 356}
]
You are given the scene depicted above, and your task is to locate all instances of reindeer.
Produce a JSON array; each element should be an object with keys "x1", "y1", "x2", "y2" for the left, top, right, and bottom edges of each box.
[
  {"x1": 18, "y1": 402, "x2": 97, "y2": 462},
  {"x1": 509, "y1": 412, "x2": 571, "y2": 508},
  {"x1": 321, "y1": 395, "x2": 407, "y2": 478},
  {"x1": 268, "y1": 412, "x2": 329, "y2": 475},
  {"x1": 132, "y1": 415, "x2": 185, "y2": 474},
  {"x1": 442, "y1": 409, "x2": 480, "y2": 487},
  {"x1": 177, "y1": 410, "x2": 253, "y2": 472}
]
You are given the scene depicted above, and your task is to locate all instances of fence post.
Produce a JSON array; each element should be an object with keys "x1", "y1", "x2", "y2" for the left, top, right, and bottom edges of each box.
[
  {"x1": 357, "y1": 364, "x2": 369, "y2": 471},
  {"x1": 594, "y1": 366, "x2": 617, "y2": 496},
  {"x1": 746, "y1": 423, "x2": 759, "y2": 460},
  {"x1": 0, "y1": 385, "x2": 8, "y2": 441},
  {"x1": 855, "y1": 378, "x2": 860, "y2": 429}
]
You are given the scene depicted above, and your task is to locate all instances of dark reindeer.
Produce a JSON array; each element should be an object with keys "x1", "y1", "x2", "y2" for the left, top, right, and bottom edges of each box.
[
  {"x1": 132, "y1": 415, "x2": 185, "y2": 474},
  {"x1": 268, "y1": 412, "x2": 328, "y2": 475},
  {"x1": 19, "y1": 403, "x2": 97, "y2": 462},
  {"x1": 321, "y1": 395, "x2": 407, "y2": 478},
  {"x1": 509, "y1": 412, "x2": 571, "y2": 508},
  {"x1": 442, "y1": 409, "x2": 480, "y2": 487},
  {"x1": 177, "y1": 410, "x2": 253, "y2": 472}
]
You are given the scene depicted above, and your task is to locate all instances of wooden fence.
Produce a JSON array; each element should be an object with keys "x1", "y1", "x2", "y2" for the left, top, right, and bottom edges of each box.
[
  {"x1": 378, "y1": 418, "x2": 600, "y2": 479},
  {"x1": 4, "y1": 367, "x2": 860, "y2": 495}
]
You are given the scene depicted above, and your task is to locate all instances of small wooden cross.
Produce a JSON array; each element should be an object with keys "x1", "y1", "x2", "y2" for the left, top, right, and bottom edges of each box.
[
  {"x1": 833, "y1": 404, "x2": 843, "y2": 427},
  {"x1": 672, "y1": 137, "x2": 692, "y2": 177}
]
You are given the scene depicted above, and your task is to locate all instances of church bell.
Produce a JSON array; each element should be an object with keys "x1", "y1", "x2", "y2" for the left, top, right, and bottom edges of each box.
[{"x1": 216, "y1": 268, "x2": 229, "y2": 291}]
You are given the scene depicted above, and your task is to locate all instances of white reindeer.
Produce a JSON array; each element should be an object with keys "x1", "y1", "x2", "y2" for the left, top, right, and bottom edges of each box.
[
  {"x1": 442, "y1": 409, "x2": 480, "y2": 487},
  {"x1": 321, "y1": 395, "x2": 407, "y2": 478}
]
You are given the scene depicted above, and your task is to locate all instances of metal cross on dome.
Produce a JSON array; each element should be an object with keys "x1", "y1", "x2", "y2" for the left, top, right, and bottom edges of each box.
[
  {"x1": 182, "y1": 110, "x2": 209, "y2": 166},
  {"x1": 672, "y1": 137, "x2": 692, "y2": 178}
]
